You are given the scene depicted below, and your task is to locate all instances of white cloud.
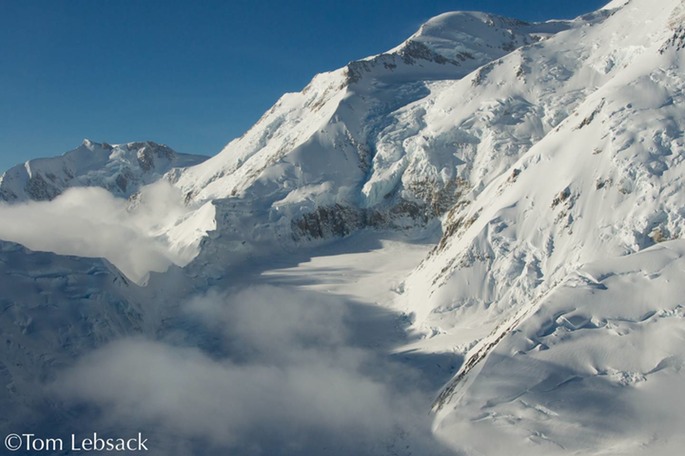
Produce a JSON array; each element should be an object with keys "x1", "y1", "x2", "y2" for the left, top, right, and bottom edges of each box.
[
  {"x1": 0, "y1": 182, "x2": 197, "y2": 284},
  {"x1": 184, "y1": 286, "x2": 349, "y2": 362},
  {"x1": 52, "y1": 286, "x2": 449, "y2": 455}
]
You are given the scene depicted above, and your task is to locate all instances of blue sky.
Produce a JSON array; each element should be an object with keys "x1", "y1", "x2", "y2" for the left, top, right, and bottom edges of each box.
[{"x1": 0, "y1": 0, "x2": 608, "y2": 171}]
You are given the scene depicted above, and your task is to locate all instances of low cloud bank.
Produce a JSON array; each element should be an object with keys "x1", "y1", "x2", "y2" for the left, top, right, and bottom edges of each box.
[
  {"x1": 53, "y1": 285, "x2": 449, "y2": 455},
  {"x1": 0, "y1": 182, "x2": 195, "y2": 284}
]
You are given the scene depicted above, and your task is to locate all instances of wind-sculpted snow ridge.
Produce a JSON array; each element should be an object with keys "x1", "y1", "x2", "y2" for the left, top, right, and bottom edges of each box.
[
  {"x1": 0, "y1": 139, "x2": 207, "y2": 202},
  {"x1": 345, "y1": 11, "x2": 574, "y2": 85}
]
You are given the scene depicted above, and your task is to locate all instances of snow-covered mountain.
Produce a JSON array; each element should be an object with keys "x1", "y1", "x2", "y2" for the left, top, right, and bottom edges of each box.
[
  {"x1": 169, "y1": 4, "x2": 638, "y2": 255},
  {"x1": 396, "y1": 0, "x2": 685, "y2": 453},
  {"x1": 172, "y1": 12, "x2": 579, "y2": 240},
  {"x1": 1, "y1": 0, "x2": 685, "y2": 454},
  {"x1": 0, "y1": 139, "x2": 207, "y2": 202},
  {"x1": 396, "y1": 0, "x2": 685, "y2": 348}
]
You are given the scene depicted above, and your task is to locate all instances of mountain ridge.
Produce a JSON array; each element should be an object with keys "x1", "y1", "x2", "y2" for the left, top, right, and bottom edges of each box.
[{"x1": 0, "y1": 139, "x2": 207, "y2": 202}]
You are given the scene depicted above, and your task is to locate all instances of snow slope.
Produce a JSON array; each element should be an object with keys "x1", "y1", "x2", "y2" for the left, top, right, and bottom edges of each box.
[
  {"x1": 168, "y1": 3, "x2": 644, "y2": 262},
  {"x1": 432, "y1": 240, "x2": 685, "y2": 455}
]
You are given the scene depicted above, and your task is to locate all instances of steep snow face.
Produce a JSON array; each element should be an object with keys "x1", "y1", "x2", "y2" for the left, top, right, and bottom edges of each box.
[
  {"x1": 401, "y1": 0, "x2": 685, "y2": 338},
  {"x1": 346, "y1": 11, "x2": 571, "y2": 86},
  {"x1": 174, "y1": 12, "x2": 584, "y2": 244},
  {"x1": 176, "y1": 70, "x2": 354, "y2": 204},
  {"x1": 356, "y1": 2, "x2": 641, "y2": 215},
  {"x1": 0, "y1": 139, "x2": 207, "y2": 202},
  {"x1": 387, "y1": 0, "x2": 685, "y2": 451}
]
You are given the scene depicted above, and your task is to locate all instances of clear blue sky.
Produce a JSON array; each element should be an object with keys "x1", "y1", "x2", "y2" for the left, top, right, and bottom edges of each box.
[{"x1": 0, "y1": 0, "x2": 608, "y2": 171}]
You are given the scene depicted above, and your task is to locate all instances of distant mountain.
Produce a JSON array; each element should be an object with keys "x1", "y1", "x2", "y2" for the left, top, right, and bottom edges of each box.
[{"x1": 0, "y1": 139, "x2": 207, "y2": 202}]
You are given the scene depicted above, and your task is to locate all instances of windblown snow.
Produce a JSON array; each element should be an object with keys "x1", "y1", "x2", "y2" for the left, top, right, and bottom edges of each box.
[{"x1": 0, "y1": 0, "x2": 684, "y2": 454}]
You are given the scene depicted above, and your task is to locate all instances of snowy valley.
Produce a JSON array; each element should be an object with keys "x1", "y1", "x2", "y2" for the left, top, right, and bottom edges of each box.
[{"x1": 1, "y1": 0, "x2": 684, "y2": 454}]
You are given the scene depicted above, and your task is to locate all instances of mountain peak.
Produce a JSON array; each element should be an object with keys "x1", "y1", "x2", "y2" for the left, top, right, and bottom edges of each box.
[
  {"x1": 0, "y1": 140, "x2": 207, "y2": 202},
  {"x1": 342, "y1": 9, "x2": 580, "y2": 88},
  {"x1": 78, "y1": 138, "x2": 115, "y2": 153}
]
